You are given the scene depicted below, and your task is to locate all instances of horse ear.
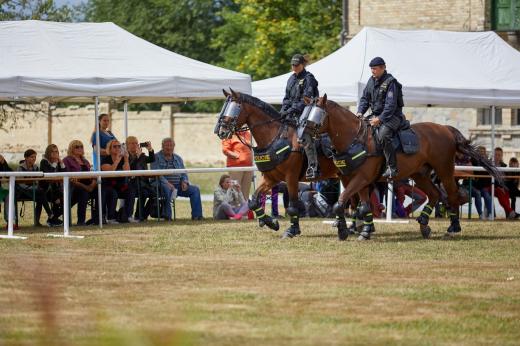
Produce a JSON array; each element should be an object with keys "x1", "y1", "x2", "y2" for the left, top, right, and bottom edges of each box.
[
  {"x1": 223, "y1": 89, "x2": 230, "y2": 97},
  {"x1": 322, "y1": 93, "x2": 328, "y2": 105},
  {"x1": 303, "y1": 96, "x2": 312, "y2": 105},
  {"x1": 230, "y1": 88, "x2": 239, "y2": 99}
]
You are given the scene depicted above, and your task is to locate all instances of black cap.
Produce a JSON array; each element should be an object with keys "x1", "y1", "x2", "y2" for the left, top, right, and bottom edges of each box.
[
  {"x1": 369, "y1": 57, "x2": 386, "y2": 67},
  {"x1": 291, "y1": 54, "x2": 305, "y2": 66}
]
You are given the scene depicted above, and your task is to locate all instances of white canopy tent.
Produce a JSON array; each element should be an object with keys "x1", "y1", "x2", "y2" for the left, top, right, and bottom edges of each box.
[
  {"x1": 252, "y1": 27, "x2": 520, "y2": 108},
  {"x1": 0, "y1": 20, "x2": 252, "y2": 233},
  {"x1": 0, "y1": 20, "x2": 251, "y2": 103}
]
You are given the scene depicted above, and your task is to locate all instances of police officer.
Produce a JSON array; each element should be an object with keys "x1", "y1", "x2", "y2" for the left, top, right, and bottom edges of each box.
[
  {"x1": 357, "y1": 57, "x2": 404, "y2": 179},
  {"x1": 280, "y1": 54, "x2": 320, "y2": 179}
]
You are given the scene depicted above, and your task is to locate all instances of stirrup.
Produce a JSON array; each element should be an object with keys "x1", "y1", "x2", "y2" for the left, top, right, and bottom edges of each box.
[
  {"x1": 305, "y1": 166, "x2": 320, "y2": 179},
  {"x1": 382, "y1": 167, "x2": 398, "y2": 179}
]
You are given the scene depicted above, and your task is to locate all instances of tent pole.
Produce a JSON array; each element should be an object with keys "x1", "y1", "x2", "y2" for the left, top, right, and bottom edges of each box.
[
  {"x1": 490, "y1": 105, "x2": 495, "y2": 221},
  {"x1": 124, "y1": 101, "x2": 128, "y2": 139},
  {"x1": 95, "y1": 97, "x2": 103, "y2": 228}
]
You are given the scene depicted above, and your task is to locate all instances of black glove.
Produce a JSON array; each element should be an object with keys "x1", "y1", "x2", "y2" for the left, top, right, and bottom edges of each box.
[{"x1": 280, "y1": 109, "x2": 288, "y2": 118}]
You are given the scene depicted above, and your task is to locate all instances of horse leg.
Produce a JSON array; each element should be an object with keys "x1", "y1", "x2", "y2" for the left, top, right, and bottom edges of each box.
[
  {"x1": 335, "y1": 177, "x2": 354, "y2": 240},
  {"x1": 281, "y1": 178, "x2": 301, "y2": 239},
  {"x1": 333, "y1": 175, "x2": 373, "y2": 241},
  {"x1": 411, "y1": 173, "x2": 440, "y2": 239},
  {"x1": 356, "y1": 187, "x2": 375, "y2": 241},
  {"x1": 438, "y1": 174, "x2": 462, "y2": 237},
  {"x1": 249, "y1": 179, "x2": 279, "y2": 232}
]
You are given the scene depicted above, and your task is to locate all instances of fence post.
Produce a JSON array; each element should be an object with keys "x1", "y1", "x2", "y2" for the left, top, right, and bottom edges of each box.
[
  {"x1": 0, "y1": 176, "x2": 26, "y2": 239},
  {"x1": 47, "y1": 176, "x2": 84, "y2": 239}
]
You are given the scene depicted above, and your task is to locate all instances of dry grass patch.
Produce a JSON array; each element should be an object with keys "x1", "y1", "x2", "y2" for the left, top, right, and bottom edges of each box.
[{"x1": 1, "y1": 201, "x2": 520, "y2": 345}]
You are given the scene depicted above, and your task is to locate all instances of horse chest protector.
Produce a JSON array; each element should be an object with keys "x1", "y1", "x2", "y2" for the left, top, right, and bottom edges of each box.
[
  {"x1": 332, "y1": 141, "x2": 368, "y2": 175},
  {"x1": 253, "y1": 138, "x2": 292, "y2": 172}
]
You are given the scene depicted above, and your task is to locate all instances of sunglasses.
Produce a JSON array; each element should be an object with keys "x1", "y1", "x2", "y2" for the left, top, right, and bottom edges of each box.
[
  {"x1": 74, "y1": 145, "x2": 83, "y2": 149},
  {"x1": 112, "y1": 144, "x2": 121, "y2": 148}
]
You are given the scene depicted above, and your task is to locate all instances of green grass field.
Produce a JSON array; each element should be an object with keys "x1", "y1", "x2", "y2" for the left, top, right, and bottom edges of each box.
[{"x1": 1, "y1": 201, "x2": 519, "y2": 345}]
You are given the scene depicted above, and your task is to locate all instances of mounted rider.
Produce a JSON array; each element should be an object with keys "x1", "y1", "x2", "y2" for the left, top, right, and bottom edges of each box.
[
  {"x1": 357, "y1": 57, "x2": 405, "y2": 179},
  {"x1": 279, "y1": 54, "x2": 320, "y2": 179}
]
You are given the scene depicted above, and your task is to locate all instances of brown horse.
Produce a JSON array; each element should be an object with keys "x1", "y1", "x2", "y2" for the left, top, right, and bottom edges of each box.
[
  {"x1": 313, "y1": 94, "x2": 503, "y2": 239},
  {"x1": 216, "y1": 89, "x2": 355, "y2": 239}
]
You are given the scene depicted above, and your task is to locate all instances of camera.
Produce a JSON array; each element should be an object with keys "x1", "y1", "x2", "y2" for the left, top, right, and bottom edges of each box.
[
  {"x1": 231, "y1": 179, "x2": 238, "y2": 185},
  {"x1": 139, "y1": 142, "x2": 148, "y2": 148}
]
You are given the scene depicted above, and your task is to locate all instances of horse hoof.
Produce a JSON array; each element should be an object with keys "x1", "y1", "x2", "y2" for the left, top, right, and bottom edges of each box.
[
  {"x1": 420, "y1": 225, "x2": 431, "y2": 239},
  {"x1": 282, "y1": 227, "x2": 300, "y2": 239},
  {"x1": 338, "y1": 228, "x2": 349, "y2": 241},
  {"x1": 258, "y1": 219, "x2": 266, "y2": 228},
  {"x1": 270, "y1": 219, "x2": 280, "y2": 232},
  {"x1": 357, "y1": 232, "x2": 371, "y2": 241}
]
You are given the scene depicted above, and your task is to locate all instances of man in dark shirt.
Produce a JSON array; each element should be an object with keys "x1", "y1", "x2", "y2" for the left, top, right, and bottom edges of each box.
[{"x1": 357, "y1": 57, "x2": 405, "y2": 179}]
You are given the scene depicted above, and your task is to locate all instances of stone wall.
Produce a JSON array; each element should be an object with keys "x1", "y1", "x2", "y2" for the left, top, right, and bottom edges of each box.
[{"x1": 0, "y1": 105, "x2": 224, "y2": 166}]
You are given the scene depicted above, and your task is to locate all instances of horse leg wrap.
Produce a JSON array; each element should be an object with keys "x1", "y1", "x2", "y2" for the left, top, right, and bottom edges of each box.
[
  {"x1": 250, "y1": 195, "x2": 279, "y2": 231},
  {"x1": 333, "y1": 202, "x2": 345, "y2": 217},
  {"x1": 358, "y1": 211, "x2": 375, "y2": 241},
  {"x1": 447, "y1": 211, "x2": 461, "y2": 234},
  {"x1": 416, "y1": 204, "x2": 433, "y2": 226},
  {"x1": 282, "y1": 202, "x2": 301, "y2": 238}
]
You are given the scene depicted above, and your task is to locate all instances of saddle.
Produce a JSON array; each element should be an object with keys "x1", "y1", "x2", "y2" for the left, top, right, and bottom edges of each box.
[{"x1": 373, "y1": 120, "x2": 419, "y2": 155}]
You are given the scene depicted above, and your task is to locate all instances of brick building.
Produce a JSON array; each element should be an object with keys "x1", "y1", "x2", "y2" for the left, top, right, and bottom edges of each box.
[{"x1": 344, "y1": 0, "x2": 520, "y2": 158}]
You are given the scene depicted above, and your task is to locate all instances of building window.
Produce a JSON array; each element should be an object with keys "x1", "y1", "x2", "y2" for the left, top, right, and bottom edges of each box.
[
  {"x1": 493, "y1": 0, "x2": 520, "y2": 31},
  {"x1": 513, "y1": 109, "x2": 520, "y2": 125},
  {"x1": 478, "y1": 108, "x2": 503, "y2": 125}
]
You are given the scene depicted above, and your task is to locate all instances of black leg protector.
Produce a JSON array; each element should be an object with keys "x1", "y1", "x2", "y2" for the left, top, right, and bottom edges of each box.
[
  {"x1": 417, "y1": 204, "x2": 434, "y2": 239},
  {"x1": 282, "y1": 202, "x2": 301, "y2": 239},
  {"x1": 446, "y1": 209, "x2": 461, "y2": 235},
  {"x1": 358, "y1": 208, "x2": 375, "y2": 241},
  {"x1": 347, "y1": 206, "x2": 361, "y2": 235},
  {"x1": 249, "y1": 195, "x2": 279, "y2": 231}
]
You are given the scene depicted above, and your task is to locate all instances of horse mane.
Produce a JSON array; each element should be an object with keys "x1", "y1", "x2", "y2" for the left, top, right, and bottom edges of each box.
[{"x1": 238, "y1": 93, "x2": 281, "y2": 119}]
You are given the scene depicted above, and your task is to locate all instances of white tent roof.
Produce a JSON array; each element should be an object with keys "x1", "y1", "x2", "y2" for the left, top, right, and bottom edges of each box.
[
  {"x1": 0, "y1": 20, "x2": 251, "y2": 103},
  {"x1": 252, "y1": 27, "x2": 520, "y2": 107}
]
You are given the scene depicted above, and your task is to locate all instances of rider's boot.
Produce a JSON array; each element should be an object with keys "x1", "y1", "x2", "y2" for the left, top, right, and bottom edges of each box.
[
  {"x1": 381, "y1": 135, "x2": 398, "y2": 179},
  {"x1": 300, "y1": 133, "x2": 320, "y2": 180}
]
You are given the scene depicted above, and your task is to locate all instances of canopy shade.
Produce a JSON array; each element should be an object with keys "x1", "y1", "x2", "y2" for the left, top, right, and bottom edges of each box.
[
  {"x1": 0, "y1": 20, "x2": 251, "y2": 103},
  {"x1": 252, "y1": 27, "x2": 520, "y2": 107}
]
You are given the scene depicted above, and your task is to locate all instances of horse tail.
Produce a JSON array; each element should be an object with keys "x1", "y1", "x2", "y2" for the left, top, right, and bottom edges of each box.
[{"x1": 446, "y1": 125, "x2": 504, "y2": 186}]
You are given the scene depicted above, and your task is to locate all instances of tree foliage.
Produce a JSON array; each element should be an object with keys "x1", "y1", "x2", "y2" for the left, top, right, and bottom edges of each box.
[
  {"x1": 0, "y1": 0, "x2": 80, "y2": 21},
  {"x1": 212, "y1": 0, "x2": 343, "y2": 80}
]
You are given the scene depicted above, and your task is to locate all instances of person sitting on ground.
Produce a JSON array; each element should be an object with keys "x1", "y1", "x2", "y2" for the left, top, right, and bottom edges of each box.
[
  {"x1": 16, "y1": 149, "x2": 52, "y2": 227},
  {"x1": 126, "y1": 136, "x2": 155, "y2": 221},
  {"x1": 1, "y1": 154, "x2": 15, "y2": 229},
  {"x1": 63, "y1": 140, "x2": 98, "y2": 226},
  {"x1": 506, "y1": 157, "x2": 520, "y2": 213},
  {"x1": 39, "y1": 144, "x2": 66, "y2": 226},
  {"x1": 213, "y1": 174, "x2": 249, "y2": 220},
  {"x1": 151, "y1": 137, "x2": 203, "y2": 221},
  {"x1": 91, "y1": 113, "x2": 117, "y2": 169},
  {"x1": 101, "y1": 139, "x2": 131, "y2": 224}
]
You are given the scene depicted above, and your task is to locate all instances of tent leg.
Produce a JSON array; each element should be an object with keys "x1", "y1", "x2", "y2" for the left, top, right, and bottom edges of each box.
[
  {"x1": 490, "y1": 105, "x2": 495, "y2": 221},
  {"x1": 0, "y1": 176, "x2": 26, "y2": 240},
  {"x1": 124, "y1": 101, "x2": 128, "y2": 140},
  {"x1": 95, "y1": 97, "x2": 103, "y2": 228}
]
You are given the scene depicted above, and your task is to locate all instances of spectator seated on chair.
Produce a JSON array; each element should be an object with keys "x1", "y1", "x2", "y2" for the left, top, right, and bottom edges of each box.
[
  {"x1": 39, "y1": 144, "x2": 66, "y2": 227},
  {"x1": 151, "y1": 137, "x2": 203, "y2": 221},
  {"x1": 63, "y1": 140, "x2": 98, "y2": 226},
  {"x1": 12, "y1": 149, "x2": 52, "y2": 227},
  {"x1": 126, "y1": 136, "x2": 155, "y2": 222},
  {"x1": 213, "y1": 174, "x2": 249, "y2": 220},
  {"x1": 101, "y1": 139, "x2": 132, "y2": 224},
  {"x1": 489, "y1": 147, "x2": 518, "y2": 219}
]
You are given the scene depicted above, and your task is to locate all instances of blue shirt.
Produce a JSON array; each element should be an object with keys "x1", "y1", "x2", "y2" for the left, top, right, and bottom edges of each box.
[
  {"x1": 151, "y1": 150, "x2": 188, "y2": 186},
  {"x1": 91, "y1": 130, "x2": 117, "y2": 170}
]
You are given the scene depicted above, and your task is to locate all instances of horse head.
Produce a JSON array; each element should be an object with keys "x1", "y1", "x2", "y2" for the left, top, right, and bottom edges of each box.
[{"x1": 215, "y1": 88, "x2": 248, "y2": 140}]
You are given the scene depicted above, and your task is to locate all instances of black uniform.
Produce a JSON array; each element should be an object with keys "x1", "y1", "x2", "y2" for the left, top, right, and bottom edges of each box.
[
  {"x1": 280, "y1": 69, "x2": 319, "y2": 118},
  {"x1": 280, "y1": 68, "x2": 320, "y2": 179},
  {"x1": 357, "y1": 71, "x2": 404, "y2": 177}
]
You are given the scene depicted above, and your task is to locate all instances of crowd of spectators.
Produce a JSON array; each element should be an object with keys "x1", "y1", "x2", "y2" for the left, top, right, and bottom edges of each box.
[{"x1": 1, "y1": 114, "x2": 203, "y2": 229}]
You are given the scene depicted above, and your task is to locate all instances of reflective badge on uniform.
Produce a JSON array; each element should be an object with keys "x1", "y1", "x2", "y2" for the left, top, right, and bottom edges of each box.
[
  {"x1": 387, "y1": 91, "x2": 393, "y2": 98},
  {"x1": 299, "y1": 79, "x2": 304, "y2": 85}
]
